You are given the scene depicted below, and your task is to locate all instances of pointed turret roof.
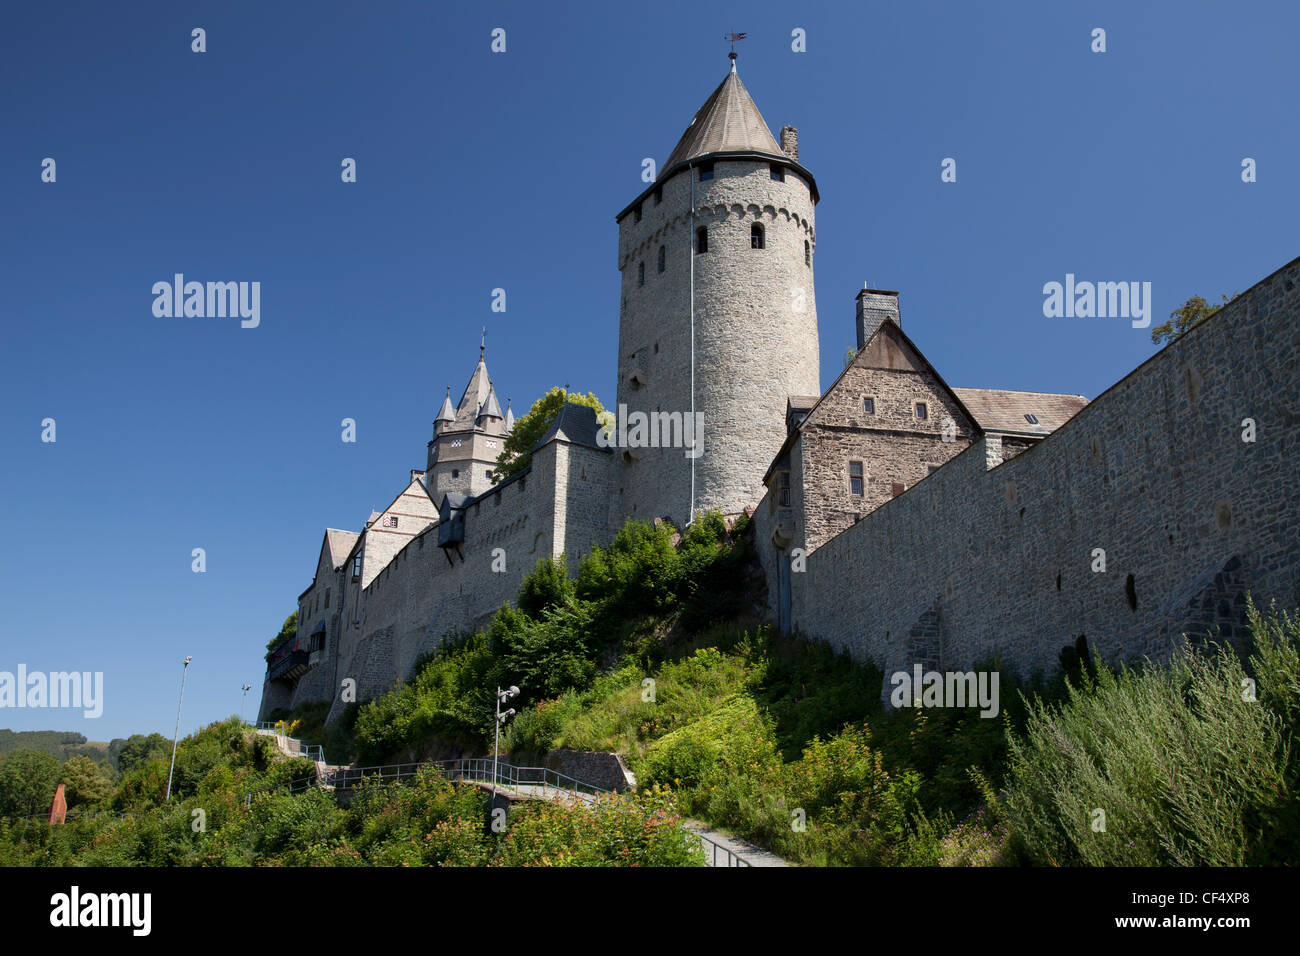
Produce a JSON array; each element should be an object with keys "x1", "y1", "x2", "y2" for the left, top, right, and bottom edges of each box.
[
  {"x1": 662, "y1": 65, "x2": 785, "y2": 171},
  {"x1": 435, "y1": 387, "x2": 455, "y2": 424},
  {"x1": 504, "y1": 398, "x2": 515, "y2": 433},
  {"x1": 452, "y1": 351, "x2": 492, "y2": 429},
  {"x1": 616, "y1": 60, "x2": 817, "y2": 222},
  {"x1": 481, "y1": 384, "x2": 503, "y2": 420}
]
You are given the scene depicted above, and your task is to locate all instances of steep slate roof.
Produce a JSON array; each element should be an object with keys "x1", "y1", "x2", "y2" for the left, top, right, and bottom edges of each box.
[
  {"x1": 481, "y1": 385, "x2": 503, "y2": 420},
  {"x1": 951, "y1": 388, "x2": 1088, "y2": 437},
  {"x1": 763, "y1": 317, "x2": 984, "y2": 484},
  {"x1": 531, "y1": 402, "x2": 610, "y2": 453},
  {"x1": 662, "y1": 64, "x2": 786, "y2": 171},
  {"x1": 325, "y1": 529, "x2": 359, "y2": 570},
  {"x1": 452, "y1": 355, "x2": 492, "y2": 428}
]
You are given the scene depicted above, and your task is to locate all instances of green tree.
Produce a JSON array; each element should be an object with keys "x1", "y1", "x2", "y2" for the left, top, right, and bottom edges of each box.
[
  {"x1": 266, "y1": 610, "x2": 298, "y2": 657},
  {"x1": 112, "y1": 733, "x2": 171, "y2": 775},
  {"x1": 1150, "y1": 293, "x2": 1233, "y2": 346},
  {"x1": 493, "y1": 388, "x2": 604, "y2": 483},
  {"x1": 60, "y1": 754, "x2": 114, "y2": 808},
  {"x1": 844, "y1": 346, "x2": 857, "y2": 367},
  {"x1": 0, "y1": 749, "x2": 63, "y2": 817}
]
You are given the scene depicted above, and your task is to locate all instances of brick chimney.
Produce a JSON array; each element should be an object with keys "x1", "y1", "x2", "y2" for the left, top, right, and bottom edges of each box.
[
  {"x1": 855, "y1": 286, "x2": 901, "y2": 350},
  {"x1": 780, "y1": 125, "x2": 798, "y2": 161}
]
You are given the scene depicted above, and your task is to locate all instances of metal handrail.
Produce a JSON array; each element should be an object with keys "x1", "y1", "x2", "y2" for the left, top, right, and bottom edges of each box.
[{"x1": 695, "y1": 830, "x2": 752, "y2": 867}]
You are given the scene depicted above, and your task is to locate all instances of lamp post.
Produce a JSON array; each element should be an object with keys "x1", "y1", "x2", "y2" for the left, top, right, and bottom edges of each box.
[
  {"x1": 241, "y1": 684, "x2": 252, "y2": 724},
  {"x1": 165, "y1": 656, "x2": 192, "y2": 801},
  {"x1": 491, "y1": 685, "x2": 519, "y2": 828}
]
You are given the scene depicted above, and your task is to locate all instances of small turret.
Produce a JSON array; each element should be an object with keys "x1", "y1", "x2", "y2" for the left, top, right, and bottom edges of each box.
[
  {"x1": 434, "y1": 387, "x2": 455, "y2": 435},
  {"x1": 505, "y1": 398, "x2": 515, "y2": 433}
]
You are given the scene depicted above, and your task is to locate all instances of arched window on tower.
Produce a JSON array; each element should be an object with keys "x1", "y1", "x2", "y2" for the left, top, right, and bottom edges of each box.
[
  {"x1": 695, "y1": 226, "x2": 708, "y2": 254},
  {"x1": 805, "y1": 240, "x2": 811, "y2": 266},
  {"x1": 751, "y1": 223, "x2": 765, "y2": 250},
  {"x1": 657, "y1": 245, "x2": 665, "y2": 273},
  {"x1": 638, "y1": 261, "x2": 645, "y2": 286}
]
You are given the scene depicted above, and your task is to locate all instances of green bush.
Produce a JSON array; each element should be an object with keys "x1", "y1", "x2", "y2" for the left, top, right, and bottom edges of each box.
[{"x1": 1003, "y1": 600, "x2": 1300, "y2": 866}]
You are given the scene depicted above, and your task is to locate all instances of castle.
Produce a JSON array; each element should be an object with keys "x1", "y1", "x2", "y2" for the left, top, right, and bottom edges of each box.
[{"x1": 260, "y1": 57, "x2": 1300, "y2": 722}]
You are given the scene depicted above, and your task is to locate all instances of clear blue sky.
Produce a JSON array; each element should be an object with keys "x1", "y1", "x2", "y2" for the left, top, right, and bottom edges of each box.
[{"x1": 1, "y1": 1, "x2": 1295, "y2": 741}]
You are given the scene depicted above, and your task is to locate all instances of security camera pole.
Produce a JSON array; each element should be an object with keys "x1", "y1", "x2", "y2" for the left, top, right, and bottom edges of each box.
[
  {"x1": 491, "y1": 685, "x2": 519, "y2": 819},
  {"x1": 165, "y1": 656, "x2": 193, "y2": 801}
]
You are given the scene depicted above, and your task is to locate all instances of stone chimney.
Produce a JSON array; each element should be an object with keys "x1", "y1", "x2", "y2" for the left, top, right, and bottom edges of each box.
[
  {"x1": 855, "y1": 286, "x2": 901, "y2": 350},
  {"x1": 780, "y1": 125, "x2": 798, "y2": 161}
]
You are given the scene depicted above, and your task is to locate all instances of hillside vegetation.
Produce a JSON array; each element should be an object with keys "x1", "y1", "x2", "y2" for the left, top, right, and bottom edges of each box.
[{"x1": 9, "y1": 512, "x2": 1298, "y2": 867}]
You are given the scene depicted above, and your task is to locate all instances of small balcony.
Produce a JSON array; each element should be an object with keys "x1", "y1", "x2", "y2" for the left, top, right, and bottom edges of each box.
[{"x1": 266, "y1": 644, "x2": 309, "y2": 682}]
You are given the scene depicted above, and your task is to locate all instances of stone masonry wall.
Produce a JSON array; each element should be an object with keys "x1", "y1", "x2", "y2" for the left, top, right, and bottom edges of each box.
[
  {"x1": 788, "y1": 256, "x2": 1300, "y2": 687},
  {"x1": 616, "y1": 159, "x2": 820, "y2": 528}
]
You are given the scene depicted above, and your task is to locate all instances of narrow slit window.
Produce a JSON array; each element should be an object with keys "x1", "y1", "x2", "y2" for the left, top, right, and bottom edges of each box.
[
  {"x1": 751, "y1": 223, "x2": 765, "y2": 249},
  {"x1": 658, "y1": 246, "x2": 665, "y2": 273},
  {"x1": 695, "y1": 226, "x2": 708, "y2": 254}
]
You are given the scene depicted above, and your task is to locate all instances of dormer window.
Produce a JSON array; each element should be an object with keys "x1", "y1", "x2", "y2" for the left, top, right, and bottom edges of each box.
[
  {"x1": 698, "y1": 162, "x2": 714, "y2": 181},
  {"x1": 1024, "y1": 413, "x2": 1040, "y2": 425},
  {"x1": 750, "y1": 223, "x2": 765, "y2": 250}
]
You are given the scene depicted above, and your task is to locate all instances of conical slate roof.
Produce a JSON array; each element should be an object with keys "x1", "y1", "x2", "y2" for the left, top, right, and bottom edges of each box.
[
  {"x1": 504, "y1": 398, "x2": 515, "y2": 433},
  {"x1": 453, "y1": 355, "x2": 492, "y2": 428},
  {"x1": 662, "y1": 64, "x2": 785, "y2": 172},
  {"x1": 481, "y1": 385, "x2": 503, "y2": 420}
]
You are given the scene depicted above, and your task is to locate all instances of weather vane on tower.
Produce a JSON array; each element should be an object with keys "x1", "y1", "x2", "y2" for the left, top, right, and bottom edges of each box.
[{"x1": 725, "y1": 30, "x2": 746, "y2": 67}]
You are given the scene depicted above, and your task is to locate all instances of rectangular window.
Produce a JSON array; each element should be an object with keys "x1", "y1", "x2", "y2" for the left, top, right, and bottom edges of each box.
[
  {"x1": 769, "y1": 163, "x2": 785, "y2": 182},
  {"x1": 914, "y1": 402, "x2": 928, "y2": 421},
  {"x1": 352, "y1": 555, "x2": 361, "y2": 581},
  {"x1": 863, "y1": 397, "x2": 875, "y2": 415},
  {"x1": 325, "y1": 588, "x2": 330, "y2": 608},
  {"x1": 849, "y1": 461, "x2": 864, "y2": 497},
  {"x1": 384, "y1": 515, "x2": 398, "y2": 528},
  {"x1": 778, "y1": 471, "x2": 791, "y2": 507},
  {"x1": 699, "y1": 162, "x2": 714, "y2": 181}
]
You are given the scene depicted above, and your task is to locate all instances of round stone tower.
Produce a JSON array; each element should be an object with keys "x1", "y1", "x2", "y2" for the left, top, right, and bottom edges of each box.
[{"x1": 614, "y1": 56, "x2": 820, "y2": 527}]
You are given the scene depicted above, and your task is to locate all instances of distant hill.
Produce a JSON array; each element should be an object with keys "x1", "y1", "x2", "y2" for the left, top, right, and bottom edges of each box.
[{"x1": 0, "y1": 729, "x2": 115, "y2": 769}]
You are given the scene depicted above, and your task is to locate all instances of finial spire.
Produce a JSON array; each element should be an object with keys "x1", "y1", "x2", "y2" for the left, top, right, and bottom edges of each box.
[
  {"x1": 725, "y1": 30, "x2": 746, "y2": 71},
  {"x1": 480, "y1": 325, "x2": 487, "y2": 359}
]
